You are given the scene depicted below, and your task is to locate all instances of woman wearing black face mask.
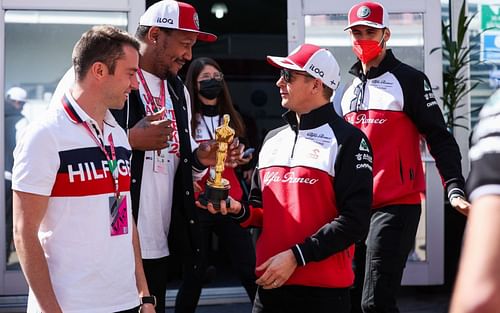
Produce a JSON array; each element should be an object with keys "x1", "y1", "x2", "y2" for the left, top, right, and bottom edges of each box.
[{"x1": 177, "y1": 57, "x2": 257, "y2": 313}]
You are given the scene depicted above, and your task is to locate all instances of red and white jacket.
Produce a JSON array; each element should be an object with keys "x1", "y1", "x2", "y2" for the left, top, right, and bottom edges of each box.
[
  {"x1": 234, "y1": 104, "x2": 373, "y2": 288},
  {"x1": 339, "y1": 50, "x2": 465, "y2": 209}
]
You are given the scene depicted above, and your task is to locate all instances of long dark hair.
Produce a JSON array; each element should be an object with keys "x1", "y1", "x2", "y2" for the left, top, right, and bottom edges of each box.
[{"x1": 185, "y1": 57, "x2": 245, "y2": 138}]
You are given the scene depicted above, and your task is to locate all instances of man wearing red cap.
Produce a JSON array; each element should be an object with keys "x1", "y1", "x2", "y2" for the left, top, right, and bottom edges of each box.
[
  {"x1": 340, "y1": 2, "x2": 470, "y2": 312},
  {"x1": 110, "y1": 1, "x2": 242, "y2": 312},
  {"x1": 201, "y1": 43, "x2": 373, "y2": 313}
]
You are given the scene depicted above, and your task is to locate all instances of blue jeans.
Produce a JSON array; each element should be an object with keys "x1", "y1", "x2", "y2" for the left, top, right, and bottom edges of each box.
[
  {"x1": 253, "y1": 285, "x2": 350, "y2": 313},
  {"x1": 351, "y1": 204, "x2": 421, "y2": 313}
]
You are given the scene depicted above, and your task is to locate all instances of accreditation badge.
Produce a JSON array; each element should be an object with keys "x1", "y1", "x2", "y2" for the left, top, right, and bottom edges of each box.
[
  {"x1": 153, "y1": 149, "x2": 168, "y2": 174},
  {"x1": 109, "y1": 195, "x2": 128, "y2": 236}
]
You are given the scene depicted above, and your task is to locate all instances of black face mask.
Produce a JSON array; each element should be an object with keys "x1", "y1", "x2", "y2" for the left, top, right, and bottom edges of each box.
[{"x1": 199, "y1": 79, "x2": 223, "y2": 100}]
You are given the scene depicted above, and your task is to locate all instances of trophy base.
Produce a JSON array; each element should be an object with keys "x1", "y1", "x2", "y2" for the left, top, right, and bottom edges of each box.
[{"x1": 199, "y1": 179, "x2": 230, "y2": 209}]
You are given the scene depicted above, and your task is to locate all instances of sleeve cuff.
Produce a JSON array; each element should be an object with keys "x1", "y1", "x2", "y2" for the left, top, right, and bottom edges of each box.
[
  {"x1": 291, "y1": 244, "x2": 306, "y2": 266},
  {"x1": 192, "y1": 148, "x2": 208, "y2": 172},
  {"x1": 447, "y1": 187, "x2": 465, "y2": 202},
  {"x1": 230, "y1": 201, "x2": 248, "y2": 221}
]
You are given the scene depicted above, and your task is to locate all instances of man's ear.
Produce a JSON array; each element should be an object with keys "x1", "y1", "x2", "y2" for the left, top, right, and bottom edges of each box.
[
  {"x1": 147, "y1": 26, "x2": 161, "y2": 44},
  {"x1": 311, "y1": 78, "x2": 323, "y2": 95},
  {"x1": 383, "y1": 28, "x2": 391, "y2": 42},
  {"x1": 90, "y1": 62, "x2": 108, "y2": 80}
]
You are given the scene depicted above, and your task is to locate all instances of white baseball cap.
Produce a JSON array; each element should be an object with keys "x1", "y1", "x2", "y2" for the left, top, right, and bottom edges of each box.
[
  {"x1": 267, "y1": 43, "x2": 341, "y2": 91},
  {"x1": 139, "y1": 0, "x2": 217, "y2": 42},
  {"x1": 6, "y1": 87, "x2": 27, "y2": 102}
]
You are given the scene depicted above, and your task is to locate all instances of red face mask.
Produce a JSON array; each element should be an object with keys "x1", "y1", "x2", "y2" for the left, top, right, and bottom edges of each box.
[{"x1": 352, "y1": 33, "x2": 385, "y2": 64}]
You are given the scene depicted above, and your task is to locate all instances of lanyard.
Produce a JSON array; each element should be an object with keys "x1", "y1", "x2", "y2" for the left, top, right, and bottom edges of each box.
[
  {"x1": 62, "y1": 95, "x2": 120, "y2": 198},
  {"x1": 137, "y1": 68, "x2": 165, "y2": 116},
  {"x1": 200, "y1": 115, "x2": 218, "y2": 140}
]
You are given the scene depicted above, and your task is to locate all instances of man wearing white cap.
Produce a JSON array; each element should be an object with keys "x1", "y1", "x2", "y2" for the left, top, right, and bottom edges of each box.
[
  {"x1": 4, "y1": 86, "x2": 27, "y2": 263},
  {"x1": 110, "y1": 1, "x2": 242, "y2": 312},
  {"x1": 201, "y1": 43, "x2": 373, "y2": 313},
  {"x1": 339, "y1": 2, "x2": 470, "y2": 312}
]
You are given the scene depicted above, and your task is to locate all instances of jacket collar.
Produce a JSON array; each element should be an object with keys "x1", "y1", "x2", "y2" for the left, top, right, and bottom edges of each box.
[
  {"x1": 348, "y1": 49, "x2": 401, "y2": 80},
  {"x1": 283, "y1": 103, "x2": 339, "y2": 132}
]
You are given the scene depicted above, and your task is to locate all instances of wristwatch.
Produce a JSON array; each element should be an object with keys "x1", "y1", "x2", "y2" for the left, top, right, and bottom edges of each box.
[{"x1": 140, "y1": 295, "x2": 157, "y2": 307}]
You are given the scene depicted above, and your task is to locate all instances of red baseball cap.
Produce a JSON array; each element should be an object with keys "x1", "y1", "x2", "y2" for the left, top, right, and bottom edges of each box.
[
  {"x1": 139, "y1": 0, "x2": 217, "y2": 42},
  {"x1": 344, "y1": 1, "x2": 389, "y2": 30},
  {"x1": 267, "y1": 44, "x2": 341, "y2": 91}
]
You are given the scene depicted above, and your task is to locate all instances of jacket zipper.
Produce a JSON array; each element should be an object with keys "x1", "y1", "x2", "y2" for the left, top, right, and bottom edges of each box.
[
  {"x1": 290, "y1": 122, "x2": 299, "y2": 158},
  {"x1": 356, "y1": 78, "x2": 367, "y2": 112}
]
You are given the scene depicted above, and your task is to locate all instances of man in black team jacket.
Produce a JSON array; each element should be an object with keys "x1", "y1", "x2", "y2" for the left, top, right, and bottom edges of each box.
[
  {"x1": 339, "y1": 2, "x2": 470, "y2": 313},
  {"x1": 111, "y1": 1, "x2": 242, "y2": 312},
  {"x1": 201, "y1": 44, "x2": 373, "y2": 313}
]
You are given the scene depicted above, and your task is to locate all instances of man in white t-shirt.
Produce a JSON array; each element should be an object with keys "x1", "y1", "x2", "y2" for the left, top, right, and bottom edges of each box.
[
  {"x1": 48, "y1": 3, "x2": 244, "y2": 311},
  {"x1": 110, "y1": 2, "x2": 245, "y2": 313},
  {"x1": 12, "y1": 25, "x2": 155, "y2": 313}
]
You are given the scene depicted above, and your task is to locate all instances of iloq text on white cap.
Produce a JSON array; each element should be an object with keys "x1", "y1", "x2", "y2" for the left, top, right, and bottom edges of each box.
[
  {"x1": 139, "y1": 0, "x2": 217, "y2": 42},
  {"x1": 267, "y1": 43, "x2": 340, "y2": 91}
]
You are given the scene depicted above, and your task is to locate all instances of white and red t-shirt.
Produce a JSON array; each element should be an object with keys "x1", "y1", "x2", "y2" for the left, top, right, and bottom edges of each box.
[
  {"x1": 12, "y1": 92, "x2": 137, "y2": 313},
  {"x1": 135, "y1": 69, "x2": 204, "y2": 259}
]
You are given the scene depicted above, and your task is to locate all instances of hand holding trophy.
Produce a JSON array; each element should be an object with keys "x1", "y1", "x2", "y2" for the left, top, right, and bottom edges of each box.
[{"x1": 200, "y1": 114, "x2": 235, "y2": 209}]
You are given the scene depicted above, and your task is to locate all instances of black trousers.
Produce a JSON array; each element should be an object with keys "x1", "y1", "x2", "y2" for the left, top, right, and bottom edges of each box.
[
  {"x1": 143, "y1": 256, "x2": 173, "y2": 313},
  {"x1": 175, "y1": 210, "x2": 257, "y2": 313},
  {"x1": 253, "y1": 285, "x2": 350, "y2": 313},
  {"x1": 350, "y1": 204, "x2": 421, "y2": 313}
]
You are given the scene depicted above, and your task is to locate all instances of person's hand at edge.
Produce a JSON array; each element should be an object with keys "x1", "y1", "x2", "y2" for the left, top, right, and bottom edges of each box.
[{"x1": 451, "y1": 195, "x2": 471, "y2": 216}]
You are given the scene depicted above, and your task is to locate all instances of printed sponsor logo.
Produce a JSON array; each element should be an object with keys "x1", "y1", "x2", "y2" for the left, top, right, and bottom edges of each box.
[
  {"x1": 424, "y1": 80, "x2": 432, "y2": 92},
  {"x1": 359, "y1": 138, "x2": 370, "y2": 152},
  {"x1": 309, "y1": 64, "x2": 325, "y2": 78},
  {"x1": 347, "y1": 114, "x2": 387, "y2": 125},
  {"x1": 156, "y1": 17, "x2": 174, "y2": 24},
  {"x1": 356, "y1": 163, "x2": 373, "y2": 171},
  {"x1": 305, "y1": 132, "x2": 332, "y2": 140},
  {"x1": 67, "y1": 159, "x2": 130, "y2": 183},
  {"x1": 357, "y1": 6, "x2": 371, "y2": 18},
  {"x1": 309, "y1": 148, "x2": 320, "y2": 159},
  {"x1": 355, "y1": 153, "x2": 373, "y2": 163},
  {"x1": 371, "y1": 79, "x2": 393, "y2": 86},
  {"x1": 193, "y1": 13, "x2": 200, "y2": 30},
  {"x1": 304, "y1": 131, "x2": 332, "y2": 147},
  {"x1": 263, "y1": 171, "x2": 319, "y2": 186},
  {"x1": 424, "y1": 92, "x2": 438, "y2": 107}
]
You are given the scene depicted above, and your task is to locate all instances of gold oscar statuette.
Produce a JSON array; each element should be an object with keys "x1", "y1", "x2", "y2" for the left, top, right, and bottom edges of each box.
[{"x1": 201, "y1": 114, "x2": 234, "y2": 209}]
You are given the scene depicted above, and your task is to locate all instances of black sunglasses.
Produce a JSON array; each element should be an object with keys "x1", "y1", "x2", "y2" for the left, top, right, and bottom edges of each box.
[{"x1": 280, "y1": 69, "x2": 311, "y2": 83}]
